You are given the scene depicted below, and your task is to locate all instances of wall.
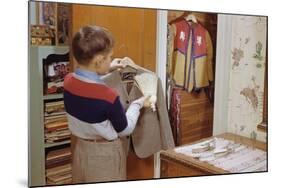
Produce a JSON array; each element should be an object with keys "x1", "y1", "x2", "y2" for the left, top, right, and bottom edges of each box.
[
  {"x1": 71, "y1": 4, "x2": 156, "y2": 72},
  {"x1": 226, "y1": 15, "x2": 267, "y2": 142}
]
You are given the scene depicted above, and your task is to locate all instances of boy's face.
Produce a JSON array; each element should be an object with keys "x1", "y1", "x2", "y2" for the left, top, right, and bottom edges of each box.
[{"x1": 96, "y1": 49, "x2": 113, "y2": 75}]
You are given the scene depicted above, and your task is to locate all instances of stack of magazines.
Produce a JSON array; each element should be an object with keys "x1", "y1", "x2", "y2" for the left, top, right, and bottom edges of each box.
[
  {"x1": 44, "y1": 100, "x2": 71, "y2": 143},
  {"x1": 46, "y1": 147, "x2": 72, "y2": 184}
]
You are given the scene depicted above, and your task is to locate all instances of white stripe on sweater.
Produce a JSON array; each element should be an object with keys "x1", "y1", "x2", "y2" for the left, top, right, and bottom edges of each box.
[
  {"x1": 67, "y1": 113, "x2": 118, "y2": 141},
  {"x1": 66, "y1": 102, "x2": 142, "y2": 140}
]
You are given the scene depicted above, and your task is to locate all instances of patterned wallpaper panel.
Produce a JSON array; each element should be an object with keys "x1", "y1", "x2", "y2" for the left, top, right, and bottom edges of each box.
[{"x1": 227, "y1": 15, "x2": 267, "y2": 142}]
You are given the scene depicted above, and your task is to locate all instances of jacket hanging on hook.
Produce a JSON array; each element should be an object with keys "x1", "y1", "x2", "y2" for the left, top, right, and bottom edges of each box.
[{"x1": 168, "y1": 19, "x2": 214, "y2": 92}]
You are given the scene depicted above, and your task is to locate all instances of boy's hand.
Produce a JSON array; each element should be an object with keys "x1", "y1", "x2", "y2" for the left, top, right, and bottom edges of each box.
[
  {"x1": 110, "y1": 58, "x2": 127, "y2": 71},
  {"x1": 120, "y1": 57, "x2": 134, "y2": 66},
  {"x1": 143, "y1": 95, "x2": 157, "y2": 111}
]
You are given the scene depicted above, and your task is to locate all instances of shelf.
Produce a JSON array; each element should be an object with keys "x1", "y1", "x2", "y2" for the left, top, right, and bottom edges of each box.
[
  {"x1": 43, "y1": 93, "x2": 63, "y2": 100},
  {"x1": 29, "y1": 44, "x2": 70, "y2": 186},
  {"x1": 45, "y1": 140, "x2": 71, "y2": 148}
]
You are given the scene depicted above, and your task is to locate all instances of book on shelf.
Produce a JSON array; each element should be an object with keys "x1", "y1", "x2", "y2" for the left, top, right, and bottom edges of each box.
[
  {"x1": 46, "y1": 149, "x2": 71, "y2": 168},
  {"x1": 45, "y1": 120, "x2": 68, "y2": 128},
  {"x1": 45, "y1": 137, "x2": 70, "y2": 143},
  {"x1": 46, "y1": 147, "x2": 71, "y2": 161},
  {"x1": 45, "y1": 129, "x2": 71, "y2": 137},
  {"x1": 46, "y1": 155, "x2": 71, "y2": 163},
  {"x1": 45, "y1": 130, "x2": 71, "y2": 143},
  {"x1": 45, "y1": 113, "x2": 66, "y2": 120},
  {"x1": 44, "y1": 116, "x2": 67, "y2": 124},
  {"x1": 46, "y1": 154, "x2": 71, "y2": 163},
  {"x1": 47, "y1": 81, "x2": 64, "y2": 94},
  {"x1": 46, "y1": 162, "x2": 72, "y2": 184},
  {"x1": 45, "y1": 102, "x2": 65, "y2": 114},
  {"x1": 45, "y1": 121, "x2": 68, "y2": 130},
  {"x1": 46, "y1": 159, "x2": 71, "y2": 169},
  {"x1": 45, "y1": 133, "x2": 71, "y2": 143},
  {"x1": 45, "y1": 126, "x2": 69, "y2": 136},
  {"x1": 44, "y1": 111, "x2": 66, "y2": 117},
  {"x1": 47, "y1": 172, "x2": 72, "y2": 182},
  {"x1": 45, "y1": 126, "x2": 68, "y2": 133},
  {"x1": 44, "y1": 98, "x2": 70, "y2": 143},
  {"x1": 47, "y1": 177, "x2": 72, "y2": 185},
  {"x1": 45, "y1": 100, "x2": 64, "y2": 106},
  {"x1": 46, "y1": 164, "x2": 71, "y2": 177},
  {"x1": 47, "y1": 171, "x2": 72, "y2": 182},
  {"x1": 48, "y1": 173, "x2": 72, "y2": 182}
]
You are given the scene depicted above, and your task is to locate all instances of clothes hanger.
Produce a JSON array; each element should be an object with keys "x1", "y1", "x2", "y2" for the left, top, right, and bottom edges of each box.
[
  {"x1": 118, "y1": 57, "x2": 159, "y2": 111},
  {"x1": 184, "y1": 13, "x2": 198, "y2": 24},
  {"x1": 119, "y1": 58, "x2": 137, "y2": 83},
  {"x1": 120, "y1": 57, "x2": 154, "y2": 74}
]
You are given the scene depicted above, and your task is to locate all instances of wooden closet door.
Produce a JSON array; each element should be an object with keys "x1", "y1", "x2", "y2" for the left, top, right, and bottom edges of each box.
[
  {"x1": 71, "y1": 4, "x2": 156, "y2": 71},
  {"x1": 71, "y1": 4, "x2": 156, "y2": 180}
]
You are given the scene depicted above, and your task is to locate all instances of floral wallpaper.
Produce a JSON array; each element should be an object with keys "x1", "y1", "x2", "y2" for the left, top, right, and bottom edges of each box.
[{"x1": 227, "y1": 16, "x2": 267, "y2": 142}]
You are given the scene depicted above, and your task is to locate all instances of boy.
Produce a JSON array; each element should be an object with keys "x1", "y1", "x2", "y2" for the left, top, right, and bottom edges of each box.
[{"x1": 63, "y1": 25, "x2": 147, "y2": 183}]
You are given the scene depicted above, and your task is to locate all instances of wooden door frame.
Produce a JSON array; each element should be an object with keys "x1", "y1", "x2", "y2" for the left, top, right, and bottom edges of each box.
[
  {"x1": 156, "y1": 10, "x2": 168, "y2": 94},
  {"x1": 154, "y1": 9, "x2": 168, "y2": 178},
  {"x1": 212, "y1": 14, "x2": 233, "y2": 135}
]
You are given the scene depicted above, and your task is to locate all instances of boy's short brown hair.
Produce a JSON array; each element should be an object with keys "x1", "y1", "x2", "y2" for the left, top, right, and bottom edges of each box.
[{"x1": 72, "y1": 25, "x2": 115, "y2": 65}]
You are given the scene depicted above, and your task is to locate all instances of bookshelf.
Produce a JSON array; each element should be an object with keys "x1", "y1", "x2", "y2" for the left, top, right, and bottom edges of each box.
[{"x1": 29, "y1": 46, "x2": 71, "y2": 187}]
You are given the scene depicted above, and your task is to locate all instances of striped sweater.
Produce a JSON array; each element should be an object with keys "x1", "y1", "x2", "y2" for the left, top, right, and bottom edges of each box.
[{"x1": 63, "y1": 69, "x2": 141, "y2": 141}]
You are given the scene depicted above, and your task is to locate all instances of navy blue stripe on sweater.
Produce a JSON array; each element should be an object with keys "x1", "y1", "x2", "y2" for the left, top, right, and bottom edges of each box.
[
  {"x1": 106, "y1": 97, "x2": 128, "y2": 133},
  {"x1": 64, "y1": 90, "x2": 128, "y2": 133}
]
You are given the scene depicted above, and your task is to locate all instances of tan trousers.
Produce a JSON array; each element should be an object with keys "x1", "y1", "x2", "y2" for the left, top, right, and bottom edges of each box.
[{"x1": 71, "y1": 135, "x2": 126, "y2": 183}]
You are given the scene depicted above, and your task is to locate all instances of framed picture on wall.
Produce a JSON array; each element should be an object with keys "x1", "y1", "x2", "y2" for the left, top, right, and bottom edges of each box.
[
  {"x1": 57, "y1": 4, "x2": 70, "y2": 45},
  {"x1": 38, "y1": 2, "x2": 57, "y2": 29}
]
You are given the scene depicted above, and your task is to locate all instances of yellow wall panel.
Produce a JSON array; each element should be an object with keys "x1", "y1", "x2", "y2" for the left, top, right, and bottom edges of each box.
[{"x1": 71, "y1": 5, "x2": 156, "y2": 71}]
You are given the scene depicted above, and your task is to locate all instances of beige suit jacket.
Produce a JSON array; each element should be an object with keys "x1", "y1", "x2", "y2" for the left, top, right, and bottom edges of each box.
[{"x1": 102, "y1": 68, "x2": 175, "y2": 158}]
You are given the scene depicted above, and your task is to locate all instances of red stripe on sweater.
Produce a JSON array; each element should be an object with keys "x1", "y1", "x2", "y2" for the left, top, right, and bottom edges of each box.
[{"x1": 63, "y1": 73, "x2": 117, "y2": 104}]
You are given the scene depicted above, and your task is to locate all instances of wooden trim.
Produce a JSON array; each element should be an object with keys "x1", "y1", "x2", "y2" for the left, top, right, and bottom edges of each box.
[
  {"x1": 257, "y1": 123, "x2": 267, "y2": 133},
  {"x1": 220, "y1": 133, "x2": 266, "y2": 150},
  {"x1": 160, "y1": 149, "x2": 226, "y2": 174}
]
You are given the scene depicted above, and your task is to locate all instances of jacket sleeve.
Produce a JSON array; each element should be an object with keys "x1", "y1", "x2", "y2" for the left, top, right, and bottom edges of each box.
[
  {"x1": 156, "y1": 78, "x2": 175, "y2": 149},
  {"x1": 206, "y1": 30, "x2": 214, "y2": 82}
]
